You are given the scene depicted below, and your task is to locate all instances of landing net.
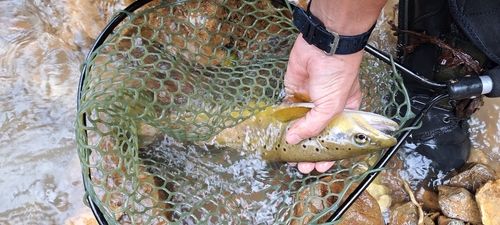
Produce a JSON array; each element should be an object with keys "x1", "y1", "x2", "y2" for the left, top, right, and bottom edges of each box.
[{"x1": 76, "y1": 0, "x2": 413, "y2": 224}]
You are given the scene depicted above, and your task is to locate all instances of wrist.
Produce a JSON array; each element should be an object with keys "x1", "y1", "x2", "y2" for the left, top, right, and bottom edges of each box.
[
  {"x1": 293, "y1": 4, "x2": 376, "y2": 55},
  {"x1": 309, "y1": 0, "x2": 386, "y2": 36}
]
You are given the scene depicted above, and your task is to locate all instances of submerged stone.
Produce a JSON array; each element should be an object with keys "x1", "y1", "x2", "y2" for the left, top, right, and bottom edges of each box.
[
  {"x1": 437, "y1": 185, "x2": 481, "y2": 224},
  {"x1": 292, "y1": 175, "x2": 384, "y2": 225},
  {"x1": 422, "y1": 189, "x2": 440, "y2": 212},
  {"x1": 423, "y1": 212, "x2": 440, "y2": 225},
  {"x1": 388, "y1": 202, "x2": 419, "y2": 225},
  {"x1": 447, "y1": 163, "x2": 498, "y2": 193},
  {"x1": 437, "y1": 216, "x2": 465, "y2": 225}
]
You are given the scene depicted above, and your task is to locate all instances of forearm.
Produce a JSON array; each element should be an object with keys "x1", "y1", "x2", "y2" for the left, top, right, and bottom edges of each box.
[{"x1": 310, "y1": 0, "x2": 387, "y2": 36}]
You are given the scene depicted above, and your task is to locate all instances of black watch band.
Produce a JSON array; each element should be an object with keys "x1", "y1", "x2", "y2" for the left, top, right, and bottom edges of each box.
[{"x1": 292, "y1": 5, "x2": 375, "y2": 56}]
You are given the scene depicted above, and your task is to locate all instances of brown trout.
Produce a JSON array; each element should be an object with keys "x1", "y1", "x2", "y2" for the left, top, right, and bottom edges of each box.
[{"x1": 207, "y1": 103, "x2": 399, "y2": 162}]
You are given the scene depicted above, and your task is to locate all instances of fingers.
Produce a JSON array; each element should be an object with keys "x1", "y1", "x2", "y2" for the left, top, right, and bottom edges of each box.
[
  {"x1": 315, "y1": 161, "x2": 335, "y2": 173},
  {"x1": 285, "y1": 105, "x2": 338, "y2": 144},
  {"x1": 285, "y1": 73, "x2": 352, "y2": 144},
  {"x1": 297, "y1": 162, "x2": 316, "y2": 174},
  {"x1": 294, "y1": 161, "x2": 336, "y2": 174}
]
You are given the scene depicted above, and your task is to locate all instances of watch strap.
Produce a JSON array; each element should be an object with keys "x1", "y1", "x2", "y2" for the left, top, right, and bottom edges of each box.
[{"x1": 292, "y1": 5, "x2": 375, "y2": 55}]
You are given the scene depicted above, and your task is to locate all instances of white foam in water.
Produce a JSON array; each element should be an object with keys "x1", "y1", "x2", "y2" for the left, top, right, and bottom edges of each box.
[{"x1": 143, "y1": 135, "x2": 298, "y2": 224}]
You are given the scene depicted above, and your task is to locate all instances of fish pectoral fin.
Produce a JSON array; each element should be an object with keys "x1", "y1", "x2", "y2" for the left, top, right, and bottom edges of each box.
[{"x1": 271, "y1": 107, "x2": 311, "y2": 123}]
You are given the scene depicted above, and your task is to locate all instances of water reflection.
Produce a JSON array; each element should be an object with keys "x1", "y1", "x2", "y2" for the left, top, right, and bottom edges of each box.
[
  {"x1": 0, "y1": 0, "x2": 127, "y2": 224},
  {"x1": 470, "y1": 97, "x2": 500, "y2": 173}
]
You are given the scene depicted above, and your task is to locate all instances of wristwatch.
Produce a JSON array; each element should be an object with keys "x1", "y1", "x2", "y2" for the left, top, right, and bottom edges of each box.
[{"x1": 292, "y1": 5, "x2": 375, "y2": 56}]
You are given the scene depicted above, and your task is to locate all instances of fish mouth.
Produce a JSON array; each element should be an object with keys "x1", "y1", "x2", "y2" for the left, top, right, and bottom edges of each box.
[
  {"x1": 352, "y1": 110, "x2": 399, "y2": 133},
  {"x1": 360, "y1": 112, "x2": 399, "y2": 147},
  {"x1": 359, "y1": 116, "x2": 399, "y2": 148},
  {"x1": 367, "y1": 118, "x2": 399, "y2": 134}
]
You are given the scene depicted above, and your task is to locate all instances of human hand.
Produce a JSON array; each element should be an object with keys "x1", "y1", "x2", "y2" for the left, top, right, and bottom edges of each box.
[
  {"x1": 281, "y1": 0, "x2": 386, "y2": 173},
  {"x1": 284, "y1": 34, "x2": 364, "y2": 174}
]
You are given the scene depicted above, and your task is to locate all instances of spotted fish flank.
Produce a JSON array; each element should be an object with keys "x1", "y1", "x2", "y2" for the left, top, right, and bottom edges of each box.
[{"x1": 207, "y1": 103, "x2": 399, "y2": 162}]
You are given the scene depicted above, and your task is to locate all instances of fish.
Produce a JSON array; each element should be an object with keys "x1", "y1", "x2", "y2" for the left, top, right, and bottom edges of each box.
[{"x1": 206, "y1": 102, "x2": 399, "y2": 162}]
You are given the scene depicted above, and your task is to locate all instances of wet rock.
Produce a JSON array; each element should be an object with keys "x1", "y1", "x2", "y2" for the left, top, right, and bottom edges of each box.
[
  {"x1": 421, "y1": 189, "x2": 440, "y2": 212},
  {"x1": 388, "y1": 202, "x2": 419, "y2": 225},
  {"x1": 424, "y1": 216, "x2": 436, "y2": 225},
  {"x1": 437, "y1": 185, "x2": 481, "y2": 224},
  {"x1": 448, "y1": 163, "x2": 498, "y2": 193},
  {"x1": 380, "y1": 157, "x2": 409, "y2": 204},
  {"x1": 367, "y1": 181, "x2": 392, "y2": 212},
  {"x1": 292, "y1": 175, "x2": 384, "y2": 225},
  {"x1": 476, "y1": 179, "x2": 500, "y2": 225},
  {"x1": 468, "y1": 148, "x2": 490, "y2": 167},
  {"x1": 437, "y1": 216, "x2": 465, "y2": 225},
  {"x1": 423, "y1": 212, "x2": 440, "y2": 225}
]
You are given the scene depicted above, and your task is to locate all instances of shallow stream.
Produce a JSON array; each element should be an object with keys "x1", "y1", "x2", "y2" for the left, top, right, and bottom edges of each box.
[{"x1": 0, "y1": 0, "x2": 499, "y2": 224}]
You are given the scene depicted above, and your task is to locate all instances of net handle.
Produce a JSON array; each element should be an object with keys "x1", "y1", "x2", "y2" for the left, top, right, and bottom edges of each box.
[{"x1": 364, "y1": 45, "x2": 447, "y2": 89}]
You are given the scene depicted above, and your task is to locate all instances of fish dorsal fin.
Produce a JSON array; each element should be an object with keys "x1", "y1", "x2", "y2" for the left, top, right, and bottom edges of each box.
[
  {"x1": 272, "y1": 106, "x2": 311, "y2": 123},
  {"x1": 286, "y1": 92, "x2": 312, "y2": 103}
]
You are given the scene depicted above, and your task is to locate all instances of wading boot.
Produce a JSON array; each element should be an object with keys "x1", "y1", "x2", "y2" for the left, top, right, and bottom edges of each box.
[
  {"x1": 396, "y1": 0, "x2": 472, "y2": 182},
  {"x1": 396, "y1": 0, "x2": 500, "y2": 191}
]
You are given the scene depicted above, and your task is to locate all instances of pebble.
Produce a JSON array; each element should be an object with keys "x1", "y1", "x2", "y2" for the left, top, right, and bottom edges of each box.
[
  {"x1": 447, "y1": 163, "x2": 498, "y2": 193},
  {"x1": 421, "y1": 189, "x2": 440, "y2": 212},
  {"x1": 437, "y1": 185, "x2": 481, "y2": 224},
  {"x1": 367, "y1": 182, "x2": 392, "y2": 212},
  {"x1": 388, "y1": 202, "x2": 419, "y2": 225},
  {"x1": 292, "y1": 175, "x2": 384, "y2": 225},
  {"x1": 475, "y1": 179, "x2": 500, "y2": 225},
  {"x1": 437, "y1": 216, "x2": 465, "y2": 225}
]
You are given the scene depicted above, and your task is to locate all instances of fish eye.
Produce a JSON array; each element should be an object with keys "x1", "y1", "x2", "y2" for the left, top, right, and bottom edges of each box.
[{"x1": 354, "y1": 134, "x2": 369, "y2": 145}]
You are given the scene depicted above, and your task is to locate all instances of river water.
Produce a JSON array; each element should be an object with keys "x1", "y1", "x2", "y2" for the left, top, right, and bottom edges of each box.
[
  {"x1": 0, "y1": 0, "x2": 499, "y2": 224},
  {"x1": 0, "y1": 0, "x2": 131, "y2": 224}
]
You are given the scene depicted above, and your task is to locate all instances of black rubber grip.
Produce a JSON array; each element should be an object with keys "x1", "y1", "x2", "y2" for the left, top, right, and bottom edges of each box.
[
  {"x1": 447, "y1": 76, "x2": 483, "y2": 100},
  {"x1": 486, "y1": 68, "x2": 500, "y2": 98}
]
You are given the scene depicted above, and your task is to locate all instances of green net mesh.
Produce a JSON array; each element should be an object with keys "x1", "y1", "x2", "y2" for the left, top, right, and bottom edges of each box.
[{"x1": 76, "y1": 1, "x2": 413, "y2": 224}]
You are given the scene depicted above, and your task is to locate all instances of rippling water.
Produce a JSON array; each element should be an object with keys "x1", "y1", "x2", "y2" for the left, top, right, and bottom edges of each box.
[
  {"x1": 1, "y1": 0, "x2": 499, "y2": 224},
  {"x1": 0, "y1": 0, "x2": 129, "y2": 224},
  {"x1": 470, "y1": 97, "x2": 500, "y2": 173}
]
